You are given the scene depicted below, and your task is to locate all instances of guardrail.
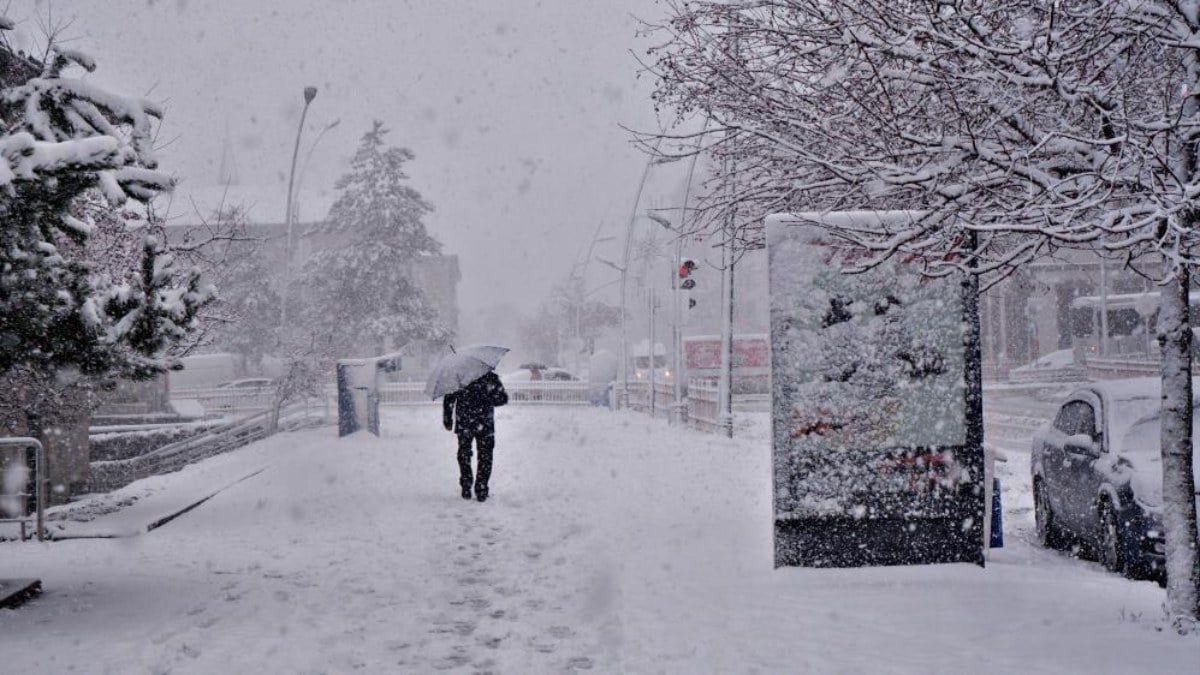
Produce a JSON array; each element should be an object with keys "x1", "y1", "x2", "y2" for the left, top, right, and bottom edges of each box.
[
  {"x1": 374, "y1": 381, "x2": 591, "y2": 406},
  {"x1": 0, "y1": 437, "x2": 46, "y2": 541},
  {"x1": 1084, "y1": 357, "x2": 1163, "y2": 378},
  {"x1": 89, "y1": 403, "x2": 325, "y2": 493}
]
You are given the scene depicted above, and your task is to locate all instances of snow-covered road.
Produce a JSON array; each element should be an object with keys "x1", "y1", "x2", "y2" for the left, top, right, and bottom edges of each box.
[{"x1": 2, "y1": 406, "x2": 1196, "y2": 673}]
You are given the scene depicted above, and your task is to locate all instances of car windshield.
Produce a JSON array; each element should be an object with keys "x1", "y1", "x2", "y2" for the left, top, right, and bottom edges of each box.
[{"x1": 1105, "y1": 393, "x2": 1161, "y2": 442}]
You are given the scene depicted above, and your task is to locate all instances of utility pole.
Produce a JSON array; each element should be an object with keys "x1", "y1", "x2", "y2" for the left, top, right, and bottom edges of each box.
[
  {"x1": 718, "y1": 227, "x2": 734, "y2": 438},
  {"x1": 717, "y1": 155, "x2": 735, "y2": 438},
  {"x1": 648, "y1": 287, "x2": 657, "y2": 417}
]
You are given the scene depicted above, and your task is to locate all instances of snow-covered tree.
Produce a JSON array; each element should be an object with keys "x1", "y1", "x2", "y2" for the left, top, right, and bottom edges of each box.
[
  {"x1": 0, "y1": 39, "x2": 212, "y2": 381},
  {"x1": 296, "y1": 120, "x2": 449, "y2": 357},
  {"x1": 183, "y1": 205, "x2": 280, "y2": 372},
  {"x1": 648, "y1": 0, "x2": 1200, "y2": 625}
]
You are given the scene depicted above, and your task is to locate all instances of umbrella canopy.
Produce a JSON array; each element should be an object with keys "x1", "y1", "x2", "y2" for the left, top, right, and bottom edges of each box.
[{"x1": 424, "y1": 345, "x2": 510, "y2": 399}]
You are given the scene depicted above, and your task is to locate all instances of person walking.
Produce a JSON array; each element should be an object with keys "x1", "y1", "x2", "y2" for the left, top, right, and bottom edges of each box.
[{"x1": 443, "y1": 371, "x2": 508, "y2": 501}]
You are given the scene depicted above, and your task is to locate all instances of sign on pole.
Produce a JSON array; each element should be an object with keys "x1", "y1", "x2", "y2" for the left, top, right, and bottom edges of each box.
[{"x1": 767, "y1": 213, "x2": 984, "y2": 568}]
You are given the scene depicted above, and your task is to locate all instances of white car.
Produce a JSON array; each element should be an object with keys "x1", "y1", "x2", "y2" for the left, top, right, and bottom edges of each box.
[
  {"x1": 215, "y1": 378, "x2": 274, "y2": 391},
  {"x1": 500, "y1": 367, "x2": 578, "y2": 383}
]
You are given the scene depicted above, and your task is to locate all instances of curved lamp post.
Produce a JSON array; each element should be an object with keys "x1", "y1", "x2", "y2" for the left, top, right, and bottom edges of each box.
[{"x1": 281, "y1": 85, "x2": 318, "y2": 325}]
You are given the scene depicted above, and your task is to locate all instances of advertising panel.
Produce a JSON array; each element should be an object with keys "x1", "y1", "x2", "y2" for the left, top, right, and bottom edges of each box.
[{"x1": 768, "y1": 215, "x2": 984, "y2": 567}]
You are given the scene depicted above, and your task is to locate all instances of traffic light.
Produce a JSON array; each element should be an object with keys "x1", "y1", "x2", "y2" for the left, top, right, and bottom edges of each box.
[{"x1": 679, "y1": 258, "x2": 697, "y2": 290}]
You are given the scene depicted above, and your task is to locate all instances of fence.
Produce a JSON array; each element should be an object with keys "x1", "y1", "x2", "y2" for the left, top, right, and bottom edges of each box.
[
  {"x1": 375, "y1": 381, "x2": 591, "y2": 406},
  {"x1": 686, "y1": 378, "x2": 721, "y2": 432}
]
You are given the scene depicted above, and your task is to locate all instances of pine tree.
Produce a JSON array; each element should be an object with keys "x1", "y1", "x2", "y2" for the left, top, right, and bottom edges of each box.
[
  {"x1": 0, "y1": 40, "x2": 212, "y2": 380},
  {"x1": 297, "y1": 121, "x2": 449, "y2": 355}
]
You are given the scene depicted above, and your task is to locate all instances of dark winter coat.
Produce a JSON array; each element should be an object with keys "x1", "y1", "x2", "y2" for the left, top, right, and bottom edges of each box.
[{"x1": 443, "y1": 371, "x2": 508, "y2": 436}]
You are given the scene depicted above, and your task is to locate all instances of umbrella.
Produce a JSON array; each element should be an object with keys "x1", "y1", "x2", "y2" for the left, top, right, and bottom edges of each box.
[{"x1": 424, "y1": 344, "x2": 510, "y2": 399}]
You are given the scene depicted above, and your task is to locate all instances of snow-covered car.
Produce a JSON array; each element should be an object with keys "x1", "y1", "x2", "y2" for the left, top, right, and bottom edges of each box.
[
  {"x1": 500, "y1": 367, "x2": 578, "y2": 383},
  {"x1": 1031, "y1": 378, "x2": 1200, "y2": 582},
  {"x1": 1007, "y1": 349, "x2": 1086, "y2": 384},
  {"x1": 500, "y1": 367, "x2": 580, "y2": 402},
  {"x1": 214, "y1": 377, "x2": 274, "y2": 390}
]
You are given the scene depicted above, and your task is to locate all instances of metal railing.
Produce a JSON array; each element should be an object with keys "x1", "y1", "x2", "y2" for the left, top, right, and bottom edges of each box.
[
  {"x1": 686, "y1": 378, "x2": 720, "y2": 432},
  {"x1": 0, "y1": 437, "x2": 46, "y2": 541},
  {"x1": 89, "y1": 403, "x2": 325, "y2": 493},
  {"x1": 375, "y1": 381, "x2": 591, "y2": 406}
]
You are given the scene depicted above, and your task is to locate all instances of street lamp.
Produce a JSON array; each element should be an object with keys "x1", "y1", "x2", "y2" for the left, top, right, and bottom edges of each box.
[
  {"x1": 648, "y1": 210, "x2": 684, "y2": 424},
  {"x1": 618, "y1": 142, "x2": 673, "y2": 409},
  {"x1": 281, "y1": 85, "x2": 318, "y2": 325},
  {"x1": 293, "y1": 117, "x2": 341, "y2": 219}
]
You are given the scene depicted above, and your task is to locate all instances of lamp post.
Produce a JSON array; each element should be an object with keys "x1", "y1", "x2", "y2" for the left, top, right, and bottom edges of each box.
[
  {"x1": 293, "y1": 117, "x2": 341, "y2": 221},
  {"x1": 281, "y1": 85, "x2": 318, "y2": 326},
  {"x1": 618, "y1": 147, "x2": 660, "y2": 408}
]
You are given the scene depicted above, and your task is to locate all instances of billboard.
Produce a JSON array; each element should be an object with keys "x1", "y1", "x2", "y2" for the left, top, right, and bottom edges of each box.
[
  {"x1": 683, "y1": 334, "x2": 769, "y2": 372},
  {"x1": 767, "y1": 214, "x2": 984, "y2": 568}
]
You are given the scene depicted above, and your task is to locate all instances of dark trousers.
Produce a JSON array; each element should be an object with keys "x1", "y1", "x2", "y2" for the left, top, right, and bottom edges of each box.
[{"x1": 457, "y1": 433, "x2": 494, "y2": 494}]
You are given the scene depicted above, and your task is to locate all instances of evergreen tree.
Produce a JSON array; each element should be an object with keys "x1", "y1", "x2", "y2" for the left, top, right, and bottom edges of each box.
[
  {"x1": 297, "y1": 121, "x2": 449, "y2": 355},
  {"x1": 0, "y1": 40, "x2": 212, "y2": 380}
]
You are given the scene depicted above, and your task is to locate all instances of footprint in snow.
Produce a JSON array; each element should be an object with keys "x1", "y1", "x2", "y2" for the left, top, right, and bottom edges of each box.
[
  {"x1": 431, "y1": 649, "x2": 471, "y2": 670},
  {"x1": 478, "y1": 634, "x2": 504, "y2": 649},
  {"x1": 565, "y1": 656, "x2": 595, "y2": 670},
  {"x1": 528, "y1": 636, "x2": 557, "y2": 654}
]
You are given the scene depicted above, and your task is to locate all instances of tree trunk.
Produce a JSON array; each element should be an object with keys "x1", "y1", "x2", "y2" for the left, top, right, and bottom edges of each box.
[{"x1": 1157, "y1": 269, "x2": 1200, "y2": 627}]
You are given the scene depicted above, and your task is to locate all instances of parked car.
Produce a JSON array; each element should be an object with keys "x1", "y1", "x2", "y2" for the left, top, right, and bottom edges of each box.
[
  {"x1": 1007, "y1": 348, "x2": 1087, "y2": 384},
  {"x1": 1031, "y1": 377, "x2": 1200, "y2": 583},
  {"x1": 500, "y1": 367, "x2": 578, "y2": 383},
  {"x1": 215, "y1": 377, "x2": 274, "y2": 390}
]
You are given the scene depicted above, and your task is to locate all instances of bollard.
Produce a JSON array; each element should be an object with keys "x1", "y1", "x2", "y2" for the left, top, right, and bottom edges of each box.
[{"x1": 990, "y1": 477, "x2": 1003, "y2": 548}]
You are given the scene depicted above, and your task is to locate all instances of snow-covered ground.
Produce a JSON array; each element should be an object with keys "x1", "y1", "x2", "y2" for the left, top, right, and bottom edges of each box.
[{"x1": 2, "y1": 406, "x2": 1196, "y2": 673}]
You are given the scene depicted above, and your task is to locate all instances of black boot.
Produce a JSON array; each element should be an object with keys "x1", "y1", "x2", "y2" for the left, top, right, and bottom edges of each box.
[
  {"x1": 461, "y1": 483, "x2": 472, "y2": 500},
  {"x1": 475, "y1": 484, "x2": 488, "y2": 502}
]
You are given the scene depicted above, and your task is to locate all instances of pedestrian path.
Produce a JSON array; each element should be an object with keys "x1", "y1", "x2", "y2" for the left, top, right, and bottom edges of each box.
[{"x1": 1, "y1": 406, "x2": 1190, "y2": 674}]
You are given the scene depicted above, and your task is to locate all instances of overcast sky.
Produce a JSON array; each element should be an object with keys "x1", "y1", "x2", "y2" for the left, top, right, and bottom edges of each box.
[{"x1": 9, "y1": 0, "x2": 691, "y2": 321}]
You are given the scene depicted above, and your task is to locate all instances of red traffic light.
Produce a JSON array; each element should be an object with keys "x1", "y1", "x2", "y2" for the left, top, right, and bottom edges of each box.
[{"x1": 679, "y1": 258, "x2": 697, "y2": 278}]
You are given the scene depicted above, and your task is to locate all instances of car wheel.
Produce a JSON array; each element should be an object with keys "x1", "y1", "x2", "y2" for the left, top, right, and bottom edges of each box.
[
  {"x1": 1034, "y1": 480, "x2": 1064, "y2": 550},
  {"x1": 1097, "y1": 501, "x2": 1125, "y2": 575}
]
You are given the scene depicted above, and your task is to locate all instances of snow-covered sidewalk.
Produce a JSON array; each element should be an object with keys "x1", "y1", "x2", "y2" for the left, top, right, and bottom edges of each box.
[{"x1": 2, "y1": 406, "x2": 1195, "y2": 673}]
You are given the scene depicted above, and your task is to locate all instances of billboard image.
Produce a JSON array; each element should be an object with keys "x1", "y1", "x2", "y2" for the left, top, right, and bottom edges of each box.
[{"x1": 768, "y1": 214, "x2": 984, "y2": 568}]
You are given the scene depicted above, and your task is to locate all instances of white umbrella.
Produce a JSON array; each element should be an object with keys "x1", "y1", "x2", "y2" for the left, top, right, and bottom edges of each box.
[{"x1": 424, "y1": 344, "x2": 510, "y2": 399}]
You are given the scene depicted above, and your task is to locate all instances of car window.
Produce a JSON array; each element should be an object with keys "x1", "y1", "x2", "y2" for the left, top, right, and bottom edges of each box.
[
  {"x1": 1053, "y1": 401, "x2": 1095, "y2": 437},
  {"x1": 1076, "y1": 402, "x2": 1097, "y2": 438}
]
